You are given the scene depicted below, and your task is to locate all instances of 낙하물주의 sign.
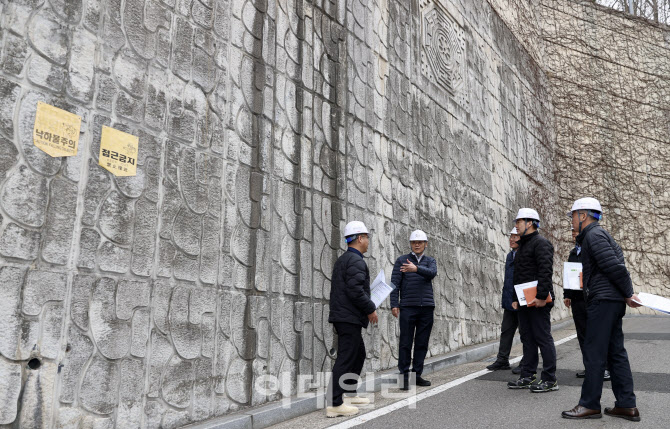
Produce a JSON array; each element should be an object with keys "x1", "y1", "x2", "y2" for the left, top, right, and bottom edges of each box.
[{"x1": 33, "y1": 101, "x2": 81, "y2": 157}]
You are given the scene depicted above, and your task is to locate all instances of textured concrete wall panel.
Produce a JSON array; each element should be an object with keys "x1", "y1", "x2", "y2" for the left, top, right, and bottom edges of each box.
[{"x1": 499, "y1": 1, "x2": 670, "y2": 312}]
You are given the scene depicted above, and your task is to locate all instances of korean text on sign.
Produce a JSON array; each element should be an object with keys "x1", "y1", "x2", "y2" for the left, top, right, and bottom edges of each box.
[
  {"x1": 99, "y1": 126, "x2": 138, "y2": 177},
  {"x1": 33, "y1": 101, "x2": 81, "y2": 157}
]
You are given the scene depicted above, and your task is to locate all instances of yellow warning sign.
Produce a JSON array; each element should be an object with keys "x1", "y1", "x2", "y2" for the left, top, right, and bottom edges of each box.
[
  {"x1": 33, "y1": 101, "x2": 81, "y2": 157},
  {"x1": 99, "y1": 126, "x2": 138, "y2": 177}
]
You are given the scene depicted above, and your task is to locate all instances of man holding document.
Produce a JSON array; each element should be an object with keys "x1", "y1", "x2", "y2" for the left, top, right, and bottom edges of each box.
[
  {"x1": 326, "y1": 221, "x2": 378, "y2": 418},
  {"x1": 562, "y1": 198, "x2": 642, "y2": 421},
  {"x1": 390, "y1": 230, "x2": 437, "y2": 390},
  {"x1": 563, "y1": 227, "x2": 611, "y2": 381},
  {"x1": 507, "y1": 208, "x2": 558, "y2": 393}
]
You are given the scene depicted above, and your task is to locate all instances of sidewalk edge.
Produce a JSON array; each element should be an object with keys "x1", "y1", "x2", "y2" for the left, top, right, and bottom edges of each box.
[{"x1": 183, "y1": 318, "x2": 573, "y2": 429}]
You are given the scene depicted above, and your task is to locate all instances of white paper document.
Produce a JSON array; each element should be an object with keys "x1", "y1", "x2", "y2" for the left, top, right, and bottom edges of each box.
[
  {"x1": 514, "y1": 281, "x2": 539, "y2": 306},
  {"x1": 563, "y1": 262, "x2": 583, "y2": 290},
  {"x1": 370, "y1": 270, "x2": 395, "y2": 308},
  {"x1": 632, "y1": 292, "x2": 670, "y2": 315}
]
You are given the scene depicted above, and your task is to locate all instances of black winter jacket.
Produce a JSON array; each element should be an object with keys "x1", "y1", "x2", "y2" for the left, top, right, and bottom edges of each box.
[
  {"x1": 389, "y1": 253, "x2": 437, "y2": 308},
  {"x1": 576, "y1": 222, "x2": 633, "y2": 302},
  {"x1": 512, "y1": 231, "x2": 555, "y2": 304},
  {"x1": 328, "y1": 249, "x2": 376, "y2": 327},
  {"x1": 563, "y1": 246, "x2": 585, "y2": 301},
  {"x1": 501, "y1": 251, "x2": 516, "y2": 311}
]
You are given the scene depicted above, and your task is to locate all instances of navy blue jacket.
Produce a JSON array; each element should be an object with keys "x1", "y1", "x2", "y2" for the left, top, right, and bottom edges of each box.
[
  {"x1": 576, "y1": 222, "x2": 633, "y2": 303},
  {"x1": 390, "y1": 253, "x2": 437, "y2": 308},
  {"x1": 502, "y1": 251, "x2": 516, "y2": 311}
]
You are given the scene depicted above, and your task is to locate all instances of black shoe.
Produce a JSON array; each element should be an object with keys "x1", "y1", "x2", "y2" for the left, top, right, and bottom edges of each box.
[
  {"x1": 530, "y1": 379, "x2": 559, "y2": 393},
  {"x1": 603, "y1": 370, "x2": 611, "y2": 381},
  {"x1": 416, "y1": 376, "x2": 431, "y2": 387},
  {"x1": 512, "y1": 366, "x2": 522, "y2": 374},
  {"x1": 507, "y1": 375, "x2": 537, "y2": 389},
  {"x1": 576, "y1": 370, "x2": 586, "y2": 378},
  {"x1": 487, "y1": 361, "x2": 511, "y2": 371}
]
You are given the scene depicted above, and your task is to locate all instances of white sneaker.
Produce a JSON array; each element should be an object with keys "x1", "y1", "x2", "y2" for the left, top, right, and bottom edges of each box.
[
  {"x1": 326, "y1": 403, "x2": 359, "y2": 418},
  {"x1": 344, "y1": 396, "x2": 370, "y2": 405}
]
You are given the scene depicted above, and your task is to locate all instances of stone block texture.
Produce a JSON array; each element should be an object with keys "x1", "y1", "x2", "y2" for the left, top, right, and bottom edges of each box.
[
  {"x1": 0, "y1": 0, "x2": 666, "y2": 428},
  {"x1": 491, "y1": 0, "x2": 670, "y2": 309}
]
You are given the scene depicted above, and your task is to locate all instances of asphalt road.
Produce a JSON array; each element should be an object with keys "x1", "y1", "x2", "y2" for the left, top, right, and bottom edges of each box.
[{"x1": 268, "y1": 316, "x2": 670, "y2": 429}]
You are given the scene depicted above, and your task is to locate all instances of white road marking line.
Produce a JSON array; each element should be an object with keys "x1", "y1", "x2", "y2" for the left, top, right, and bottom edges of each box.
[{"x1": 328, "y1": 333, "x2": 578, "y2": 429}]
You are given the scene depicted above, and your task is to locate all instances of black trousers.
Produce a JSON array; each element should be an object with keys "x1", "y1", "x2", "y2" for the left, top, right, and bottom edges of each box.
[
  {"x1": 571, "y1": 299, "x2": 587, "y2": 353},
  {"x1": 398, "y1": 306, "x2": 434, "y2": 376},
  {"x1": 518, "y1": 305, "x2": 557, "y2": 382},
  {"x1": 495, "y1": 309, "x2": 522, "y2": 363},
  {"x1": 572, "y1": 298, "x2": 610, "y2": 372},
  {"x1": 328, "y1": 322, "x2": 366, "y2": 406},
  {"x1": 579, "y1": 300, "x2": 636, "y2": 410}
]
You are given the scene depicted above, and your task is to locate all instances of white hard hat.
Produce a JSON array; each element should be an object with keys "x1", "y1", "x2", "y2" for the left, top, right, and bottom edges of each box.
[
  {"x1": 568, "y1": 197, "x2": 603, "y2": 217},
  {"x1": 409, "y1": 230, "x2": 428, "y2": 241},
  {"x1": 510, "y1": 227, "x2": 518, "y2": 235},
  {"x1": 515, "y1": 208, "x2": 540, "y2": 222},
  {"x1": 343, "y1": 221, "x2": 369, "y2": 237}
]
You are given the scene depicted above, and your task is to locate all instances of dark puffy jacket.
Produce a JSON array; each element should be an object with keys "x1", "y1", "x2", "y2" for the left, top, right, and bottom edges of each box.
[
  {"x1": 512, "y1": 231, "x2": 555, "y2": 304},
  {"x1": 576, "y1": 222, "x2": 633, "y2": 302},
  {"x1": 328, "y1": 250, "x2": 376, "y2": 327},
  {"x1": 563, "y1": 246, "x2": 585, "y2": 301},
  {"x1": 390, "y1": 253, "x2": 437, "y2": 308},
  {"x1": 501, "y1": 251, "x2": 516, "y2": 311}
]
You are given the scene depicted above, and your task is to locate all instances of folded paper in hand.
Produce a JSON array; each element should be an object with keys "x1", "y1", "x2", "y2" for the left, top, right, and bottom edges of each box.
[
  {"x1": 370, "y1": 270, "x2": 395, "y2": 309},
  {"x1": 632, "y1": 292, "x2": 670, "y2": 315}
]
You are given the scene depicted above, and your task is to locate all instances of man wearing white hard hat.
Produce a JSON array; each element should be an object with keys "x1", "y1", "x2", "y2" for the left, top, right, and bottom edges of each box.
[
  {"x1": 562, "y1": 198, "x2": 642, "y2": 421},
  {"x1": 564, "y1": 226, "x2": 611, "y2": 382},
  {"x1": 390, "y1": 230, "x2": 437, "y2": 390},
  {"x1": 507, "y1": 208, "x2": 559, "y2": 393},
  {"x1": 326, "y1": 221, "x2": 378, "y2": 418},
  {"x1": 487, "y1": 227, "x2": 524, "y2": 373}
]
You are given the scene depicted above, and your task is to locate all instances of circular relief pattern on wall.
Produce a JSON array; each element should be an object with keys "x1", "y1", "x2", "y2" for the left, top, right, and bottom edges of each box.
[{"x1": 421, "y1": 2, "x2": 465, "y2": 97}]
